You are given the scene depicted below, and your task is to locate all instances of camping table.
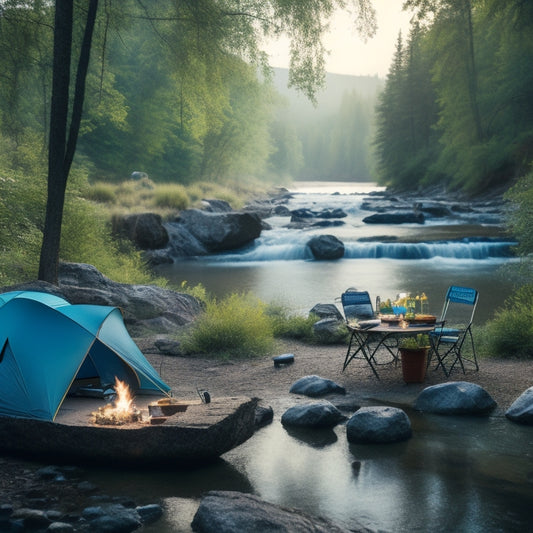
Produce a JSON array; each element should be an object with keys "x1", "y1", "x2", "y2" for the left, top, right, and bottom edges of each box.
[{"x1": 343, "y1": 323, "x2": 435, "y2": 379}]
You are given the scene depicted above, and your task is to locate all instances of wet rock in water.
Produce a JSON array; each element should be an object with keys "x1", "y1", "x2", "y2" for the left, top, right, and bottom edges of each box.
[
  {"x1": 281, "y1": 401, "x2": 346, "y2": 428},
  {"x1": 136, "y1": 504, "x2": 164, "y2": 524},
  {"x1": 414, "y1": 381, "x2": 496, "y2": 415},
  {"x1": 82, "y1": 504, "x2": 142, "y2": 532},
  {"x1": 200, "y1": 198, "x2": 233, "y2": 212},
  {"x1": 362, "y1": 212, "x2": 425, "y2": 224},
  {"x1": 346, "y1": 406, "x2": 412, "y2": 444},
  {"x1": 505, "y1": 386, "x2": 533, "y2": 425},
  {"x1": 47, "y1": 522, "x2": 75, "y2": 532},
  {"x1": 307, "y1": 234, "x2": 345, "y2": 260},
  {"x1": 289, "y1": 375, "x2": 346, "y2": 397},
  {"x1": 191, "y1": 490, "x2": 354, "y2": 533},
  {"x1": 10, "y1": 508, "x2": 51, "y2": 530},
  {"x1": 255, "y1": 405, "x2": 274, "y2": 428}
]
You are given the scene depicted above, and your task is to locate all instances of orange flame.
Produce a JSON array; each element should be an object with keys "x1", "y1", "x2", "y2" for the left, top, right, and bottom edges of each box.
[{"x1": 113, "y1": 377, "x2": 134, "y2": 415}]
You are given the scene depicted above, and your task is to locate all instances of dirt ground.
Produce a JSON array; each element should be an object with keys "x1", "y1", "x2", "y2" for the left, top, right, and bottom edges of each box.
[{"x1": 146, "y1": 340, "x2": 533, "y2": 416}]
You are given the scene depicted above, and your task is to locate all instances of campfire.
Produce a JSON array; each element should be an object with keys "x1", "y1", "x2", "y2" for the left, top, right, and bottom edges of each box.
[{"x1": 92, "y1": 378, "x2": 142, "y2": 426}]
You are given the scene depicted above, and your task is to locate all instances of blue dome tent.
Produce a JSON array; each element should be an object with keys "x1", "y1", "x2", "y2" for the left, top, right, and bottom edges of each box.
[{"x1": 0, "y1": 291, "x2": 171, "y2": 421}]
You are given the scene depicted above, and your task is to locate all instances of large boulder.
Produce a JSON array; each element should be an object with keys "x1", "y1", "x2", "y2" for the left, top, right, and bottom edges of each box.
[
  {"x1": 346, "y1": 406, "x2": 412, "y2": 444},
  {"x1": 281, "y1": 401, "x2": 346, "y2": 428},
  {"x1": 171, "y1": 209, "x2": 262, "y2": 253},
  {"x1": 307, "y1": 235, "x2": 345, "y2": 260},
  {"x1": 112, "y1": 213, "x2": 169, "y2": 250},
  {"x1": 2, "y1": 262, "x2": 203, "y2": 337},
  {"x1": 505, "y1": 386, "x2": 533, "y2": 425},
  {"x1": 289, "y1": 375, "x2": 346, "y2": 397},
  {"x1": 414, "y1": 381, "x2": 497, "y2": 415},
  {"x1": 191, "y1": 491, "x2": 353, "y2": 533}
]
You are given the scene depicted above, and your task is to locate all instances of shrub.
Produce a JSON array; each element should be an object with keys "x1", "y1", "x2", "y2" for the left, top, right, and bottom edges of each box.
[
  {"x1": 482, "y1": 284, "x2": 533, "y2": 358},
  {"x1": 86, "y1": 182, "x2": 116, "y2": 204},
  {"x1": 180, "y1": 292, "x2": 276, "y2": 358},
  {"x1": 151, "y1": 184, "x2": 190, "y2": 210},
  {"x1": 266, "y1": 303, "x2": 319, "y2": 341}
]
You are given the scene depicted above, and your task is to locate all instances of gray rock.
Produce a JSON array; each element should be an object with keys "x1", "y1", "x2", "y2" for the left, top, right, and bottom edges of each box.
[
  {"x1": 290, "y1": 375, "x2": 346, "y2": 397},
  {"x1": 316, "y1": 208, "x2": 347, "y2": 219},
  {"x1": 154, "y1": 337, "x2": 182, "y2": 356},
  {"x1": 363, "y1": 212, "x2": 425, "y2": 224},
  {"x1": 136, "y1": 504, "x2": 163, "y2": 524},
  {"x1": 255, "y1": 405, "x2": 274, "y2": 428},
  {"x1": 191, "y1": 490, "x2": 354, "y2": 533},
  {"x1": 47, "y1": 523, "x2": 75, "y2": 532},
  {"x1": 281, "y1": 401, "x2": 346, "y2": 428},
  {"x1": 307, "y1": 234, "x2": 345, "y2": 260},
  {"x1": 414, "y1": 381, "x2": 497, "y2": 415},
  {"x1": 2, "y1": 263, "x2": 204, "y2": 336},
  {"x1": 130, "y1": 171, "x2": 148, "y2": 180},
  {"x1": 346, "y1": 406, "x2": 412, "y2": 444},
  {"x1": 174, "y1": 209, "x2": 262, "y2": 252},
  {"x1": 112, "y1": 212, "x2": 169, "y2": 250},
  {"x1": 309, "y1": 303, "x2": 343, "y2": 320},
  {"x1": 10, "y1": 508, "x2": 51, "y2": 529},
  {"x1": 83, "y1": 504, "x2": 141, "y2": 533},
  {"x1": 505, "y1": 386, "x2": 533, "y2": 425}
]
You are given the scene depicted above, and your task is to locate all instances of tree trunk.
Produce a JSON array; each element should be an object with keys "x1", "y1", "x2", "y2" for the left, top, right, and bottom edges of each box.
[{"x1": 38, "y1": 0, "x2": 99, "y2": 284}]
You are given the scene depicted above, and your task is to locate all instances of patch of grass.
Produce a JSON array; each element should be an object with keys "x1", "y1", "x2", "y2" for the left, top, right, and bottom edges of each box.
[
  {"x1": 266, "y1": 303, "x2": 319, "y2": 341},
  {"x1": 151, "y1": 184, "x2": 190, "y2": 210},
  {"x1": 85, "y1": 181, "x2": 116, "y2": 204},
  {"x1": 180, "y1": 292, "x2": 276, "y2": 358}
]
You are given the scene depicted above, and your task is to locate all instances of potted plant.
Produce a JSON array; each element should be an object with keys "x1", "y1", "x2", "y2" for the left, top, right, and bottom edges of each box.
[{"x1": 398, "y1": 334, "x2": 430, "y2": 383}]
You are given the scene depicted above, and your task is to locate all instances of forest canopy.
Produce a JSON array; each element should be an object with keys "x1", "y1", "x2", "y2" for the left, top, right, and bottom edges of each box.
[
  {"x1": 374, "y1": 0, "x2": 533, "y2": 193},
  {"x1": 0, "y1": 0, "x2": 376, "y2": 186}
]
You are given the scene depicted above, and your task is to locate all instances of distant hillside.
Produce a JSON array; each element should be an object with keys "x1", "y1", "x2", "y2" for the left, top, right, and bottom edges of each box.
[{"x1": 272, "y1": 67, "x2": 384, "y2": 119}]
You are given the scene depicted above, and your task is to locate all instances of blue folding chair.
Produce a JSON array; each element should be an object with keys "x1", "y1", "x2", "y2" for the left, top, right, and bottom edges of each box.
[
  {"x1": 430, "y1": 286, "x2": 479, "y2": 376},
  {"x1": 340, "y1": 288, "x2": 396, "y2": 378}
]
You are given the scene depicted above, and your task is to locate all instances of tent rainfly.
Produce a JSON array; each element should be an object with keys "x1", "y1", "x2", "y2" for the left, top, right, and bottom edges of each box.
[{"x1": 0, "y1": 291, "x2": 171, "y2": 421}]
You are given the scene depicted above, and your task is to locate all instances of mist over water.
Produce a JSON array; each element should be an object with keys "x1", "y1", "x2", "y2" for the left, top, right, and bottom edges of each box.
[{"x1": 158, "y1": 181, "x2": 517, "y2": 323}]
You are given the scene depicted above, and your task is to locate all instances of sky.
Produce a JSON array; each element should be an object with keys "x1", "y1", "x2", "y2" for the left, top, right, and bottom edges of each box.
[{"x1": 266, "y1": 0, "x2": 413, "y2": 78}]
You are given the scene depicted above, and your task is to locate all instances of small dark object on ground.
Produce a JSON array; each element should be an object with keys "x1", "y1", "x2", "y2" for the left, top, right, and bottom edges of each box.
[{"x1": 273, "y1": 354, "x2": 295, "y2": 367}]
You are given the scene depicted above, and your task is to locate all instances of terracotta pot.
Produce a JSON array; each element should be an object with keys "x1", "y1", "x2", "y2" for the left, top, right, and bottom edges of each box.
[{"x1": 399, "y1": 348, "x2": 428, "y2": 383}]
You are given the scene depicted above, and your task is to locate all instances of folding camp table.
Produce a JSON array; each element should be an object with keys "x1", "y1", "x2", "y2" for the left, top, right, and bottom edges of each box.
[{"x1": 343, "y1": 323, "x2": 435, "y2": 379}]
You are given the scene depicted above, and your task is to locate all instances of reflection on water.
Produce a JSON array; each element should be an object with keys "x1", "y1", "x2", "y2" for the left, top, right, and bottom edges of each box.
[
  {"x1": 90, "y1": 411, "x2": 533, "y2": 532},
  {"x1": 159, "y1": 258, "x2": 513, "y2": 323}
]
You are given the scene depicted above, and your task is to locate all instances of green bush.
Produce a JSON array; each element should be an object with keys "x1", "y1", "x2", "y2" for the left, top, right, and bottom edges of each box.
[
  {"x1": 151, "y1": 184, "x2": 190, "y2": 210},
  {"x1": 482, "y1": 284, "x2": 533, "y2": 359},
  {"x1": 180, "y1": 292, "x2": 276, "y2": 358},
  {"x1": 266, "y1": 303, "x2": 319, "y2": 341},
  {"x1": 85, "y1": 181, "x2": 117, "y2": 204}
]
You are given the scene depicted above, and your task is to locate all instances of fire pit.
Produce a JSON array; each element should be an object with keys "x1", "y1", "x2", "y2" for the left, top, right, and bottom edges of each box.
[{"x1": 91, "y1": 378, "x2": 142, "y2": 426}]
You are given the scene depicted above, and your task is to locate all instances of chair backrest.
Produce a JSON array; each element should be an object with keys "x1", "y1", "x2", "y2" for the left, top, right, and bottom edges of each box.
[
  {"x1": 341, "y1": 289, "x2": 374, "y2": 321},
  {"x1": 440, "y1": 286, "x2": 478, "y2": 325}
]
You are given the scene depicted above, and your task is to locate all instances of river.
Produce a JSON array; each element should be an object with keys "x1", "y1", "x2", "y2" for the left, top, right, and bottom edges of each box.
[{"x1": 157, "y1": 181, "x2": 518, "y2": 323}]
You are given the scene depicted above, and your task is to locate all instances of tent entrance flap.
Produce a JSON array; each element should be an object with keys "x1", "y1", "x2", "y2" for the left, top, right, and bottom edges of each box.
[{"x1": 75, "y1": 340, "x2": 140, "y2": 391}]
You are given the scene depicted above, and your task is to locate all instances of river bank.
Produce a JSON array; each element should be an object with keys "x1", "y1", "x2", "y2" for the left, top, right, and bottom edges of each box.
[{"x1": 1, "y1": 341, "x2": 530, "y2": 531}]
